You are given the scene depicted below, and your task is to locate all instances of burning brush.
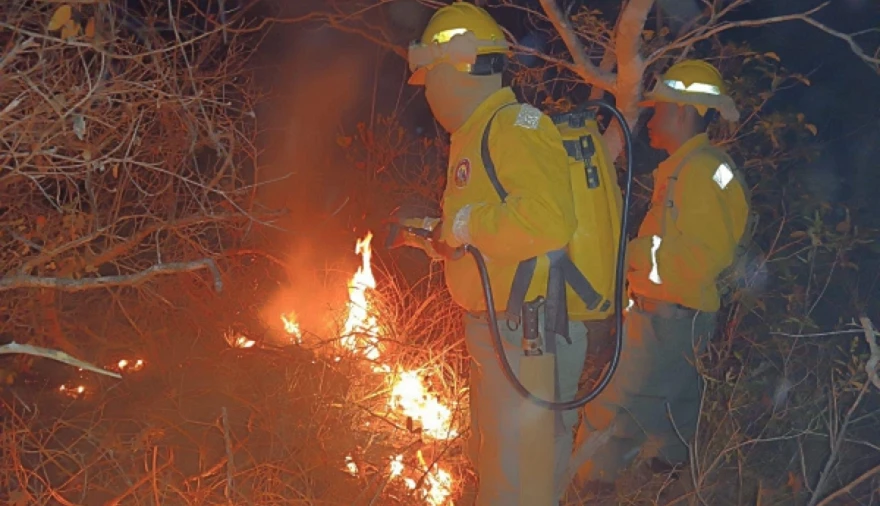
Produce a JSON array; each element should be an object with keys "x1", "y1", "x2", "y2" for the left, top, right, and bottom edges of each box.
[{"x1": 281, "y1": 231, "x2": 459, "y2": 505}]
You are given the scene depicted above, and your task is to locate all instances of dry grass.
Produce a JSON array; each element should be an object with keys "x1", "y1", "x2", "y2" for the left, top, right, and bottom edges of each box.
[
  {"x1": 0, "y1": 2, "x2": 472, "y2": 501},
  {"x1": 0, "y1": 248, "x2": 474, "y2": 505},
  {"x1": 2, "y1": 3, "x2": 878, "y2": 506},
  {"x1": 5, "y1": 251, "x2": 877, "y2": 506},
  {"x1": 0, "y1": 0, "x2": 274, "y2": 355}
]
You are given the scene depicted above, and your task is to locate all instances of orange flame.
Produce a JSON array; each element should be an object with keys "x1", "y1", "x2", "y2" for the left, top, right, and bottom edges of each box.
[
  {"x1": 334, "y1": 232, "x2": 456, "y2": 505},
  {"x1": 390, "y1": 371, "x2": 458, "y2": 440},
  {"x1": 262, "y1": 232, "x2": 455, "y2": 504},
  {"x1": 281, "y1": 312, "x2": 303, "y2": 344},
  {"x1": 340, "y1": 232, "x2": 382, "y2": 361},
  {"x1": 225, "y1": 331, "x2": 255, "y2": 349}
]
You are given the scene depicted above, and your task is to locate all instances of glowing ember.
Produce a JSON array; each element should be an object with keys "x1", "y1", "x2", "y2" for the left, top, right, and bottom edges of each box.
[
  {"x1": 390, "y1": 454, "x2": 405, "y2": 478},
  {"x1": 281, "y1": 312, "x2": 303, "y2": 344},
  {"x1": 225, "y1": 332, "x2": 255, "y2": 349},
  {"x1": 344, "y1": 455, "x2": 359, "y2": 476},
  {"x1": 59, "y1": 384, "x2": 86, "y2": 398},
  {"x1": 117, "y1": 359, "x2": 145, "y2": 372},
  {"x1": 385, "y1": 451, "x2": 453, "y2": 505},
  {"x1": 418, "y1": 451, "x2": 453, "y2": 505}
]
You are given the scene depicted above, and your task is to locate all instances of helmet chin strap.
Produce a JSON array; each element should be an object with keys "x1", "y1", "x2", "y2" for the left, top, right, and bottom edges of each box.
[{"x1": 469, "y1": 53, "x2": 506, "y2": 77}]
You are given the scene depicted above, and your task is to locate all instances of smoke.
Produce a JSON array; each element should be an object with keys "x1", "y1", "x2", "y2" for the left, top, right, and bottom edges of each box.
[
  {"x1": 250, "y1": 11, "x2": 379, "y2": 335},
  {"x1": 802, "y1": 161, "x2": 843, "y2": 205},
  {"x1": 656, "y1": 0, "x2": 701, "y2": 30},
  {"x1": 387, "y1": 0, "x2": 431, "y2": 34},
  {"x1": 255, "y1": 25, "x2": 373, "y2": 230}
]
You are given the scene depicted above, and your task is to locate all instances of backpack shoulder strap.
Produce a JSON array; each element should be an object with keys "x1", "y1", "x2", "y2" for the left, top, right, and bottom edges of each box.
[
  {"x1": 480, "y1": 102, "x2": 522, "y2": 203},
  {"x1": 659, "y1": 147, "x2": 703, "y2": 236},
  {"x1": 478, "y1": 102, "x2": 536, "y2": 323},
  {"x1": 478, "y1": 102, "x2": 605, "y2": 331}
]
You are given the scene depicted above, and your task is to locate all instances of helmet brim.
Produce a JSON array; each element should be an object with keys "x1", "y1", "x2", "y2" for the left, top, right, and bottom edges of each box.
[
  {"x1": 407, "y1": 32, "x2": 507, "y2": 87},
  {"x1": 640, "y1": 85, "x2": 740, "y2": 122}
]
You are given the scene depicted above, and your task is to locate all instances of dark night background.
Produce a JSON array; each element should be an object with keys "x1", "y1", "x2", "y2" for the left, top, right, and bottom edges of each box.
[
  {"x1": 1, "y1": 2, "x2": 877, "y2": 503},
  {"x1": 235, "y1": 0, "x2": 880, "y2": 325},
  {"x1": 253, "y1": 0, "x2": 880, "y2": 236}
]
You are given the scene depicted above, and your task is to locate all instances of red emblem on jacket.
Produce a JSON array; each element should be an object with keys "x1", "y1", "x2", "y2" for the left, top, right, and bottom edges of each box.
[{"x1": 454, "y1": 159, "x2": 471, "y2": 188}]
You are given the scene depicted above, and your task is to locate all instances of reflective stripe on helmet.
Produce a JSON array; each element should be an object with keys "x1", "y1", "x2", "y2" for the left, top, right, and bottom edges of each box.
[
  {"x1": 432, "y1": 28, "x2": 468, "y2": 44},
  {"x1": 407, "y1": 30, "x2": 507, "y2": 73},
  {"x1": 663, "y1": 79, "x2": 721, "y2": 96}
]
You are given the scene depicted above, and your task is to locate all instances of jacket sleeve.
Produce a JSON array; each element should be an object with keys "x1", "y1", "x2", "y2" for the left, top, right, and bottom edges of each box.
[
  {"x1": 639, "y1": 158, "x2": 748, "y2": 291},
  {"x1": 445, "y1": 106, "x2": 577, "y2": 262}
]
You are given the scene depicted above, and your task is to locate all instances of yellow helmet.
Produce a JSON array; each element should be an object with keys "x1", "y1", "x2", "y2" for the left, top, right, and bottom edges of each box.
[
  {"x1": 641, "y1": 59, "x2": 740, "y2": 121},
  {"x1": 407, "y1": 2, "x2": 509, "y2": 86}
]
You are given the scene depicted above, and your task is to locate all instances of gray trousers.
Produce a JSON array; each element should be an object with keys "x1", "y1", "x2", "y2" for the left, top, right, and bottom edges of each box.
[
  {"x1": 464, "y1": 313, "x2": 587, "y2": 505},
  {"x1": 571, "y1": 301, "x2": 716, "y2": 488}
]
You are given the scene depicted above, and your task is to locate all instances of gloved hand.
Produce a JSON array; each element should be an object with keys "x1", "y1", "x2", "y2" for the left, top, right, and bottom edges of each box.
[
  {"x1": 429, "y1": 221, "x2": 465, "y2": 261},
  {"x1": 384, "y1": 216, "x2": 444, "y2": 260}
]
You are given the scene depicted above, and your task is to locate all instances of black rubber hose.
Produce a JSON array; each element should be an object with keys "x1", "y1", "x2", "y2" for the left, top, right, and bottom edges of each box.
[{"x1": 465, "y1": 99, "x2": 634, "y2": 411}]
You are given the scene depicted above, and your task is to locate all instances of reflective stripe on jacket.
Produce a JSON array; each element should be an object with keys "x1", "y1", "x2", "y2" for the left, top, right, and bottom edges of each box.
[{"x1": 627, "y1": 133, "x2": 749, "y2": 312}]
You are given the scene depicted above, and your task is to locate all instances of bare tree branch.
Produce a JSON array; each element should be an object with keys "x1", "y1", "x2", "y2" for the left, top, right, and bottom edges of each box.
[
  {"x1": 604, "y1": 0, "x2": 656, "y2": 159},
  {"x1": 859, "y1": 315, "x2": 880, "y2": 390},
  {"x1": 806, "y1": 382, "x2": 872, "y2": 506},
  {"x1": 0, "y1": 0, "x2": 272, "y2": 353},
  {"x1": 797, "y1": 15, "x2": 880, "y2": 70},
  {"x1": 0, "y1": 260, "x2": 223, "y2": 293},
  {"x1": 537, "y1": 0, "x2": 617, "y2": 92},
  {"x1": 815, "y1": 463, "x2": 880, "y2": 506},
  {"x1": 18, "y1": 214, "x2": 250, "y2": 274},
  {"x1": 648, "y1": 1, "x2": 880, "y2": 70},
  {"x1": 0, "y1": 341, "x2": 121, "y2": 379}
]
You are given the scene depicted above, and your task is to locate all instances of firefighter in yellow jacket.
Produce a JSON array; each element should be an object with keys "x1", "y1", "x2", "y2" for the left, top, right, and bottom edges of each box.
[
  {"x1": 572, "y1": 60, "x2": 751, "y2": 498},
  {"x1": 399, "y1": 3, "x2": 588, "y2": 504}
]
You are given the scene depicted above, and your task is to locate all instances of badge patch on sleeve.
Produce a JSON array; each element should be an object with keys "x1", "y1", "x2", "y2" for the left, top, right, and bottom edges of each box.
[
  {"x1": 514, "y1": 104, "x2": 541, "y2": 129},
  {"x1": 454, "y1": 159, "x2": 471, "y2": 188}
]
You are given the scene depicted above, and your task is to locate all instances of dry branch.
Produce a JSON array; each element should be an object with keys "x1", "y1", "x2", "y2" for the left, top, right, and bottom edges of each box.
[
  {"x1": 815, "y1": 462, "x2": 880, "y2": 506},
  {"x1": 524, "y1": 0, "x2": 879, "y2": 159},
  {"x1": 647, "y1": 1, "x2": 880, "y2": 70},
  {"x1": 537, "y1": 0, "x2": 616, "y2": 92},
  {"x1": 0, "y1": 0, "x2": 270, "y2": 348},
  {"x1": 0, "y1": 259, "x2": 223, "y2": 293},
  {"x1": 221, "y1": 406, "x2": 236, "y2": 501},
  {"x1": 858, "y1": 315, "x2": 880, "y2": 390},
  {"x1": 0, "y1": 341, "x2": 121, "y2": 378},
  {"x1": 806, "y1": 381, "x2": 873, "y2": 506}
]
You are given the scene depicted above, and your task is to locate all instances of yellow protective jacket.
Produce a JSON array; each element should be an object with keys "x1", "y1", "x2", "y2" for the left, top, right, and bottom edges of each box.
[
  {"x1": 627, "y1": 133, "x2": 749, "y2": 312},
  {"x1": 439, "y1": 87, "x2": 580, "y2": 316}
]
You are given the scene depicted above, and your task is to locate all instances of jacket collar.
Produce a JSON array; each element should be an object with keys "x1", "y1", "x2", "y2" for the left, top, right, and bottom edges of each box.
[
  {"x1": 451, "y1": 87, "x2": 518, "y2": 142},
  {"x1": 658, "y1": 133, "x2": 710, "y2": 174}
]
